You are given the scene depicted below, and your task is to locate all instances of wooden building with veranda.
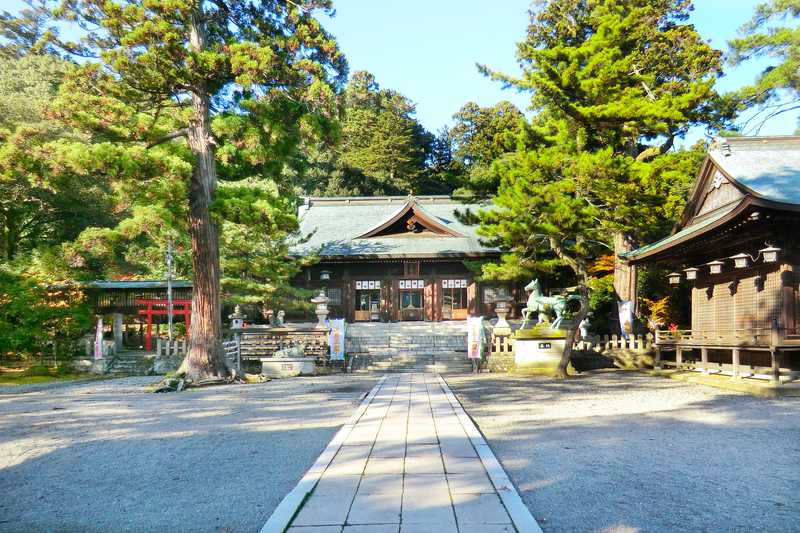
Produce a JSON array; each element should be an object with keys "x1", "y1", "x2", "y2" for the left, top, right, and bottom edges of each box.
[
  {"x1": 623, "y1": 136, "x2": 800, "y2": 383},
  {"x1": 291, "y1": 195, "x2": 518, "y2": 322}
]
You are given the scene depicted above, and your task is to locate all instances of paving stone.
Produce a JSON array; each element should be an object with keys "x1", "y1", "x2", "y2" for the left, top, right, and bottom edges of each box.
[
  {"x1": 314, "y1": 475, "x2": 361, "y2": 496},
  {"x1": 457, "y1": 525, "x2": 515, "y2": 533},
  {"x1": 347, "y1": 491, "x2": 402, "y2": 525},
  {"x1": 326, "y1": 445, "x2": 371, "y2": 475},
  {"x1": 370, "y1": 441, "x2": 406, "y2": 458},
  {"x1": 287, "y1": 526, "x2": 342, "y2": 533},
  {"x1": 442, "y1": 454, "x2": 486, "y2": 474},
  {"x1": 364, "y1": 457, "x2": 404, "y2": 475},
  {"x1": 399, "y1": 523, "x2": 458, "y2": 533},
  {"x1": 403, "y1": 473, "x2": 449, "y2": 494},
  {"x1": 343, "y1": 525, "x2": 399, "y2": 533},
  {"x1": 401, "y1": 487, "x2": 456, "y2": 525},
  {"x1": 439, "y1": 438, "x2": 477, "y2": 458},
  {"x1": 451, "y1": 493, "x2": 512, "y2": 525},
  {"x1": 292, "y1": 493, "x2": 351, "y2": 526},
  {"x1": 356, "y1": 474, "x2": 403, "y2": 495},
  {"x1": 446, "y1": 472, "x2": 495, "y2": 494},
  {"x1": 344, "y1": 423, "x2": 381, "y2": 445},
  {"x1": 404, "y1": 446, "x2": 444, "y2": 474}
]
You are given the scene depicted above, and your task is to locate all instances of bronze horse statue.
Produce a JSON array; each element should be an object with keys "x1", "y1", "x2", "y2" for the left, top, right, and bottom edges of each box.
[{"x1": 521, "y1": 279, "x2": 581, "y2": 329}]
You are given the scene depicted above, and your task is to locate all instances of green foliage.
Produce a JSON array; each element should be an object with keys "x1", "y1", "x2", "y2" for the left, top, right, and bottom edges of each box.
[
  {"x1": 0, "y1": 267, "x2": 91, "y2": 359},
  {"x1": 450, "y1": 101, "x2": 525, "y2": 196},
  {"x1": 476, "y1": 0, "x2": 727, "y2": 290},
  {"x1": 0, "y1": 54, "x2": 118, "y2": 263},
  {"x1": 587, "y1": 274, "x2": 615, "y2": 334},
  {"x1": 728, "y1": 0, "x2": 799, "y2": 132},
  {"x1": 217, "y1": 179, "x2": 312, "y2": 315}
]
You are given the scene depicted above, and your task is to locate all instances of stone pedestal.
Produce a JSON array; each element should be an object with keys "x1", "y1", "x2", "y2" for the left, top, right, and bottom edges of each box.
[{"x1": 493, "y1": 297, "x2": 512, "y2": 337}]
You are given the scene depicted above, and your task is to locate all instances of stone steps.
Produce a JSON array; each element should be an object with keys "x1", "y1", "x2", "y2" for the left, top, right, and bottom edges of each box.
[{"x1": 107, "y1": 352, "x2": 154, "y2": 375}]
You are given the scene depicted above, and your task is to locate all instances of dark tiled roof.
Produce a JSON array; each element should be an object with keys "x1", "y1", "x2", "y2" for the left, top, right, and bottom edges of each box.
[{"x1": 292, "y1": 196, "x2": 497, "y2": 258}]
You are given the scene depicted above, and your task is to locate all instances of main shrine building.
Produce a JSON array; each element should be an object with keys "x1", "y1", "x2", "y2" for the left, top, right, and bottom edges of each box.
[{"x1": 291, "y1": 195, "x2": 513, "y2": 322}]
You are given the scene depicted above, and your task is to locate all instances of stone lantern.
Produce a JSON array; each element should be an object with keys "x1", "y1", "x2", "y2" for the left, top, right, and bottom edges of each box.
[
  {"x1": 228, "y1": 305, "x2": 246, "y2": 330},
  {"x1": 310, "y1": 290, "x2": 330, "y2": 329}
]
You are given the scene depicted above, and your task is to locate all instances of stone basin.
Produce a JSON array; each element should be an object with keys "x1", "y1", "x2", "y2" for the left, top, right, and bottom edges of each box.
[{"x1": 260, "y1": 357, "x2": 317, "y2": 378}]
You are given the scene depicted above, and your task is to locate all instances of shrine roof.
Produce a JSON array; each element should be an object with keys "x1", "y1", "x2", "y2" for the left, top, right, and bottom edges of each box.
[
  {"x1": 292, "y1": 195, "x2": 497, "y2": 259},
  {"x1": 623, "y1": 136, "x2": 800, "y2": 263},
  {"x1": 82, "y1": 280, "x2": 193, "y2": 290},
  {"x1": 708, "y1": 136, "x2": 800, "y2": 205}
]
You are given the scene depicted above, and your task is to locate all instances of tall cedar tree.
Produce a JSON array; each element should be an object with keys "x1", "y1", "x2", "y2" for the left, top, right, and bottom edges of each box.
[
  {"x1": 728, "y1": 0, "x2": 799, "y2": 133},
  {"x1": 477, "y1": 0, "x2": 725, "y2": 377},
  {"x1": 38, "y1": 0, "x2": 346, "y2": 381}
]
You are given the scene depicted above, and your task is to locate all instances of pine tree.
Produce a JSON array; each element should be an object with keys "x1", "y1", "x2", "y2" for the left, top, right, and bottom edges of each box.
[
  {"x1": 728, "y1": 0, "x2": 799, "y2": 133},
  {"x1": 449, "y1": 101, "x2": 525, "y2": 197},
  {"x1": 476, "y1": 0, "x2": 727, "y2": 377},
  {"x1": 25, "y1": 0, "x2": 346, "y2": 382},
  {"x1": 338, "y1": 71, "x2": 433, "y2": 194}
]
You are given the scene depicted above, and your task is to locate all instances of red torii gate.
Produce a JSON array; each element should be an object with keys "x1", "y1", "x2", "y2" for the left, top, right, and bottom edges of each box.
[{"x1": 135, "y1": 299, "x2": 192, "y2": 352}]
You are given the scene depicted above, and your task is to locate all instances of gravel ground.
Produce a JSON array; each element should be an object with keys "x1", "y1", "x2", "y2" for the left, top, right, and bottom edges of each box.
[
  {"x1": 0, "y1": 374, "x2": 379, "y2": 533},
  {"x1": 445, "y1": 370, "x2": 800, "y2": 533}
]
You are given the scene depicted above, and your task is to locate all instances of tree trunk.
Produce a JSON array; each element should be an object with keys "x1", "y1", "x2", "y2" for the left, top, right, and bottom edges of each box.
[
  {"x1": 555, "y1": 285, "x2": 589, "y2": 379},
  {"x1": 613, "y1": 232, "x2": 637, "y2": 311},
  {"x1": 176, "y1": 9, "x2": 228, "y2": 382}
]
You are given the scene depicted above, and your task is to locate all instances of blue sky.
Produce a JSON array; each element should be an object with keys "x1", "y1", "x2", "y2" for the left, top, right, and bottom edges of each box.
[
  {"x1": 4, "y1": 0, "x2": 797, "y2": 143},
  {"x1": 320, "y1": 0, "x2": 799, "y2": 143}
]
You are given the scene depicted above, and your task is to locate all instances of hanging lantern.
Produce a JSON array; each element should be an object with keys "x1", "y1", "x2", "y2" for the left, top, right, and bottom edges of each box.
[
  {"x1": 683, "y1": 267, "x2": 699, "y2": 280},
  {"x1": 707, "y1": 260, "x2": 724, "y2": 275},
  {"x1": 668, "y1": 272, "x2": 682, "y2": 285},
  {"x1": 759, "y1": 245, "x2": 780, "y2": 263},
  {"x1": 729, "y1": 253, "x2": 750, "y2": 269},
  {"x1": 320, "y1": 270, "x2": 332, "y2": 280}
]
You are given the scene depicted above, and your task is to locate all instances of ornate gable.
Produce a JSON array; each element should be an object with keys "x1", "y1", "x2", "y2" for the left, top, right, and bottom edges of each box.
[
  {"x1": 355, "y1": 198, "x2": 463, "y2": 239},
  {"x1": 679, "y1": 157, "x2": 746, "y2": 229}
]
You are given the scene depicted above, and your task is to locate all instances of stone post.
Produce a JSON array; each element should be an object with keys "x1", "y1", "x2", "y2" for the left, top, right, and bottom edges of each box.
[
  {"x1": 228, "y1": 305, "x2": 246, "y2": 373},
  {"x1": 113, "y1": 313, "x2": 124, "y2": 351}
]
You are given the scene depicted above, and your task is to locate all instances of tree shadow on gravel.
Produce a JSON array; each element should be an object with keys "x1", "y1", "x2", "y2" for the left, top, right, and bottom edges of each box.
[
  {"x1": 0, "y1": 376, "x2": 379, "y2": 533},
  {"x1": 444, "y1": 371, "x2": 800, "y2": 533}
]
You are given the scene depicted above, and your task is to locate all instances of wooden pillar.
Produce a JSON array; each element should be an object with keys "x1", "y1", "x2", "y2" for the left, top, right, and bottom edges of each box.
[
  {"x1": 701, "y1": 347, "x2": 709, "y2": 373},
  {"x1": 731, "y1": 348, "x2": 740, "y2": 379},
  {"x1": 654, "y1": 345, "x2": 662, "y2": 370},
  {"x1": 771, "y1": 349, "x2": 780, "y2": 383},
  {"x1": 145, "y1": 305, "x2": 153, "y2": 352},
  {"x1": 676, "y1": 347, "x2": 683, "y2": 369}
]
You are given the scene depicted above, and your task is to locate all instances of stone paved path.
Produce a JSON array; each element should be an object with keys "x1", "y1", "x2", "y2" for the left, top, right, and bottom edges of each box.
[{"x1": 270, "y1": 373, "x2": 540, "y2": 533}]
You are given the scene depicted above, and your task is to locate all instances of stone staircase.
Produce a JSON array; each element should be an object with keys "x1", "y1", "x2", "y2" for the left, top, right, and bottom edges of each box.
[
  {"x1": 347, "y1": 321, "x2": 474, "y2": 374},
  {"x1": 106, "y1": 350, "x2": 155, "y2": 375}
]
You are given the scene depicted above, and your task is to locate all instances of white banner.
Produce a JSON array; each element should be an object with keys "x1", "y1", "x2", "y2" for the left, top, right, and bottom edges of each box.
[
  {"x1": 467, "y1": 316, "x2": 484, "y2": 359},
  {"x1": 618, "y1": 300, "x2": 634, "y2": 338}
]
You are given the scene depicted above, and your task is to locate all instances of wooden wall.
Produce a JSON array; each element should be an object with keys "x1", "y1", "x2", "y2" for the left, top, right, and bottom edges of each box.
[{"x1": 691, "y1": 264, "x2": 790, "y2": 336}]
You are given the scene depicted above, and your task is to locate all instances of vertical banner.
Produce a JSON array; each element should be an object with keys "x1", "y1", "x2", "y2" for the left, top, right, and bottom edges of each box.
[
  {"x1": 329, "y1": 318, "x2": 346, "y2": 361},
  {"x1": 617, "y1": 300, "x2": 633, "y2": 338},
  {"x1": 94, "y1": 317, "x2": 104, "y2": 360},
  {"x1": 467, "y1": 316, "x2": 484, "y2": 359}
]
